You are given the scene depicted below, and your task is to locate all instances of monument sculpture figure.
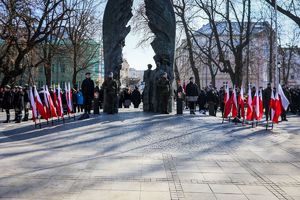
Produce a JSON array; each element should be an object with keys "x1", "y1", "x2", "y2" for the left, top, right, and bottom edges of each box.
[{"x1": 103, "y1": 0, "x2": 176, "y2": 113}]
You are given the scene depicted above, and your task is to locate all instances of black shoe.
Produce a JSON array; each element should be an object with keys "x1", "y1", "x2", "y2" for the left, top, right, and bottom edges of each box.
[
  {"x1": 15, "y1": 120, "x2": 21, "y2": 123},
  {"x1": 3, "y1": 120, "x2": 9, "y2": 123}
]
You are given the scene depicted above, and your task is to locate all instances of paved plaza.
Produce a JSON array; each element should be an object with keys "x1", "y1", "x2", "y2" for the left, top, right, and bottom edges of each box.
[{"x1": 0, "y1": 109, "x2": 300, "y2": 200}]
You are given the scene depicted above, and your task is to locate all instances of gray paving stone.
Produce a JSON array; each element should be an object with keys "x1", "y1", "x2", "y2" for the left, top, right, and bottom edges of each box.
[{"x1": 0, "y1": 109, "x2": 299, "y2": 200}]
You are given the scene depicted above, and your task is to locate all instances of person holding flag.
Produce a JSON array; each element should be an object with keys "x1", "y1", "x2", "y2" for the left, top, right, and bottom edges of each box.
[
  {"x1": 278, "y1": 84, "x2": 290, "y2": 121},
  {"x1": 238, "y1": 87, "x2": 245, "y2": 120}
]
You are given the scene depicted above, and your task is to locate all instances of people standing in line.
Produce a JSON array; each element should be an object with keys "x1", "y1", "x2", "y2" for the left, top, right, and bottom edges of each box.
[
  {"x1": 102, "y1": 72, "x2": 118, "y2": 114},
  {"x1": 22, "y1": 85, "x2": 30, "y2": 121},
  {"x1": 14, "y1": 86, "x2": 24, "y2": 123},
  {"x1": 123, "y1": 87, "x2": 132, "y2": 108},
  {"x1": 157, "y1": 72, "x2": 171, "y2": 114},
  {"x1": 80, "y1": 72, "x2": 94, "y2": 119},
  {"x1": 186, "y1": 77, "x2": 199, "y2": 115},
  {"x1": 263, "y1": 83, "x2": 272, "y2": 121},
  {"x1": 198, "y1": 88, "x2": 207, "y2": 114},
  {"x1": 131, "y1": 86, "x2": 141, "y2": 109},
  {"x1": 94, "y1": 86, "x2": 100, "y2": 115},
  {"x1": 76, "y1": 89, "x2": 84, "y2": 112},
  {"x1": 2, "y1": 85, "x2": 12, "y2": 123}
]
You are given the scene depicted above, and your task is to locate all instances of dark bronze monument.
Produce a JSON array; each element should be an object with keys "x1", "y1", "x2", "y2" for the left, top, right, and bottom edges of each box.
[{"x1": 103, "y1": 0, "x2": 176, "y2": 113}]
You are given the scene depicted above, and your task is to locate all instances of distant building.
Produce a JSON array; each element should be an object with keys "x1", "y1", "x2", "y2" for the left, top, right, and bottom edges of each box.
[{"x1": 177, "y1": 21, "x2": 277, "y2": 88}]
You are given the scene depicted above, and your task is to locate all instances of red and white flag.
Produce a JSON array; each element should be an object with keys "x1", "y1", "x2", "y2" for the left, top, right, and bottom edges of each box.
[
  {"x1": 45, "y1": 85, "x2": 57, "y2": 118},
  {"x1": 34, "y1": 86, "x2": 48, "y2": 120},
  {"x1": 246, "y1": 86, "x2": 253, "y2": 121},
  {"x1": 258, "y1": 89, "x2": 264, "y2": 120},
  {"x1": 65, "y1": 83, "x2": 73, "y2": 113},
  {"x1": 52, "y1": 85, "x2": 58, "y2": 111},
  {"x1": 252, "y1": 89, "x2": 260, "y2": 121},
  {"x1": 57, "y1": 84, "x2": 64, "y2": 118},
  {"x1": 270, "y1": 91, "x2": 282, "y2": 123},
  {"x1": 238, "y1": 88, "x2": 245, "y2": 119},
  {"x1": 224, "y1": 84, "x2": 232, "y2": 118},
  {"x1": 29, "y1": 86, "x2": 38, "y2": 121},
  {"x1": 278, "y1": 84, "x2": 290, "y2": 111},
  {"x1": 231, "y1": 87, "x2": 238, "y2": 118},
  {"x1": 42, "y1": 85, "x2": 51, "y2": 119}
]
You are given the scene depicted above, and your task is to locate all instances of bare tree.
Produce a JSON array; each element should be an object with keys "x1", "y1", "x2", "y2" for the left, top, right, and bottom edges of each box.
[
  {"x1": 64, "y1": 0, "x2": 103, "y2": 85},
  {"x1": 265, "y1": 0, "x2": 300, "y2": 28},
  {"x1": 194, "y1": 0, "x2": 253, "y2": 87},
  {"x1": 0, "y1": 0, "x2": 70, "y2": 86},
  {"x1": 173, "y1": 0, "x2": 201, "y2": 88}
]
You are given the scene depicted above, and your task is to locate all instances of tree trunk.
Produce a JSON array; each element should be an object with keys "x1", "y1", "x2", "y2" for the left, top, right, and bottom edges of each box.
[
  {"x1": 44, "y1": 62, "x2": 52, "y2": 86},
  {"x1": 182, "y1": 20, "x2": 201, "y2": 88},
  {"x1": 234, "y1": 51, "x2": 244, "y2": 88}
]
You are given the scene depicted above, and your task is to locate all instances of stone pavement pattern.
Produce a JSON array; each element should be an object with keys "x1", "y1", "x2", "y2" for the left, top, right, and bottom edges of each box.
[{"x1": 0, "y1": 109, "x2": 300, "y2": 200}]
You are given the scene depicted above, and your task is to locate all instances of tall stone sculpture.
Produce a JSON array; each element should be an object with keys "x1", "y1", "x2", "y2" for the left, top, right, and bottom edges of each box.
[
  {"x1": 103, "y1": 0, "x2": 176, "y2": 113},
  {"x1": 145, "y1": 0, "x2": 176, "y2": 113},
  {"x1": 103, "y1": 0, "x2": 133, "y2": 113}
]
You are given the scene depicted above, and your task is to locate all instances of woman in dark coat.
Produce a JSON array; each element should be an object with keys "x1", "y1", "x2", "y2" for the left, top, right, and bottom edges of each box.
[{"x1": 131, "y1": 86, "x2": 141, "y2": 108}]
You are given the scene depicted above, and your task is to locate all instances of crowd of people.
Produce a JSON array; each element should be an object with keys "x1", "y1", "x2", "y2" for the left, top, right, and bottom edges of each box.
[
  {"x1": 1, "y1": 72, "x2": 299, "y2": 123},
  {"x1": 177, "y1": 78, "x2": 300, "y2": 122}
]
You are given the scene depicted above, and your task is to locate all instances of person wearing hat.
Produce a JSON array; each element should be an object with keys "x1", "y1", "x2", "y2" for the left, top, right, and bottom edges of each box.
[
  {"x1": 263, "y1": 83, "x2": 272, "y2": 121},
  {"x1": 102, "y1": 72, "x2": 118, "y2": 114},
  {"x1": 186, "y1": 77, "x2": 199, "y2": 115},
  {"x1": 157, "y1": 72, "x2": 171, "y2": 114},
  {"x1": 2, "y1": 85, "x2": 13, "y2": 123},
  {"x1": 80, "y1": 72, "x2": 95, "y2": 119},
  {"x1": 14, "y1": 86, "x2": 24, "y2": 123}
]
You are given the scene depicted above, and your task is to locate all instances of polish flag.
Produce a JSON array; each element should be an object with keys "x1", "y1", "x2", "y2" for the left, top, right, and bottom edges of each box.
[
  {"x1": 57, "y1": 85, "x2": 64, "y2": 118},
  {"x1": 270, "y1": 91, "x2": 282, "y2": 123},
  {"x1": 65, "y1": 83, "x2": 73, "y2": 113},
  {"x1": 258, "y1": 89, "x2": 264, "y2": 120},
  {"x1": 238, "y1": 88, "x2": 245, "y2": 119},
  {"x1": 252, "y1": 90, "x2": 260, "y2": 121},
  {"x1": 224, "y1": 85, "x2": 232, "y2": 118},
  {"x1": 42, "y1": 85, "x2": 51, "y2": 119},
  {"x1": 45, "y1": 85, "x2": 57, "y2": 118},
  {"x1": 34, "y1": 86, "x2": 48, "y2": 120},
  {"x1": 52, "y1": 85, "x2": 58, "y2": 111},
  {"x1": 29, "y1": 87, "x2": 38, "y2": 121},
  {"x1": 278, "y1": 84, "x2": 290, "y2": 111},
  {"x1": 246, "y1": 87, "x2": 253, "y2": 121},
  {"x1": 231, "y1": 87, "x2": 238, "y2": 118}
]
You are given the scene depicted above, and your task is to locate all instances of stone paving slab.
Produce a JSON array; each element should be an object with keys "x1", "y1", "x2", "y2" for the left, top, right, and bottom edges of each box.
[{"x1": 0, "y1": 109, "x2": 299, "y2": 200}]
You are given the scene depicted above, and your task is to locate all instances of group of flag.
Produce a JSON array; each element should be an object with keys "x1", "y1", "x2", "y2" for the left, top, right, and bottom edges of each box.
[
  {"x1": 29, "y1": 83, "x2": 73, "y2": 122},
  {"x1": 223, "y1": 84, "x2": 290, "y2": 124}
]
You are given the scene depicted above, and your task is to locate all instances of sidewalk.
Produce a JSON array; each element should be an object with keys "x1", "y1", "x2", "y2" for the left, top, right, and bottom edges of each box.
[{"x1": 0, "y1": 109, "x2": 299, "y2": 200}]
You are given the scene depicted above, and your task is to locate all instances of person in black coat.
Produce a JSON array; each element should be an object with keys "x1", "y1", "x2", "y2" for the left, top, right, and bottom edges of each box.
[
  {"x1": 2, "y1": 85, "x2": 13, "y2": 123},
  {"x1": 14, "y1": 86, "x2": 24, "y2": 123},
  {"x1": 81, "y1": 72, "x2": 95, "y2": 116},
  {"x1": 198, "y1": 89, "x2": 207, "y2": 114},
  {"x1": 22, "y1": 85, "x2": 30, "y2": 121},
  {"x1": 186, "y1": 77, "x2": 199, "y2": 114},
  {"x1": 131, "y1": 86, "x2": 141, "y2": 108},
  {"x1": 0, "y1": 87, "x2": 3, "y2": 112}
]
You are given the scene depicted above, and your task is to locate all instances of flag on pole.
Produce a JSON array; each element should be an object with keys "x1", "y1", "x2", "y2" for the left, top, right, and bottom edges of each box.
[
  {"x1": 224, "y1": 84, "x2": 232, "y2": 118},
  {"x1": 252, "y1": 89, "x2": 260, "y2": 121},
  {"x1": 231, "y1": 87, "x2": 238, "y2": 118},
  {"x1": 238, "y1": 88, "x2": 245, "y2": 119},
  {"x1": 42, "y1": 85, "x2": 51, "y2": 119},
  {"x1": 52, "y1": 85, "x2": 58, "y2": 111},
  {"x1": 278, "y1": 84, "x2": 290, "y2": 111},
  {"x1": 67, "y1": 82, "x2": 73, "y2": 113},
  {"x1": 258, "y1": 89, "x2": 264, "y2": 120},
  {"x1": 246, "y1": 86, "x2": 253, "y2": 121},
  {"x1": 45, "y1": 85, "x2": 57, "y2": 118},
  {"x1": 34, "y1": 86, "x2": 48, "y2": 120},
  {"x1": 270, "y1": 91, "x2": 281, "y2": 124},
  {"x1": 57, "y1": 84, "x2": 64, "y2": 118},
  {"x1": 29, "y1": 87, "x2": 37, "y2": 121}
]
